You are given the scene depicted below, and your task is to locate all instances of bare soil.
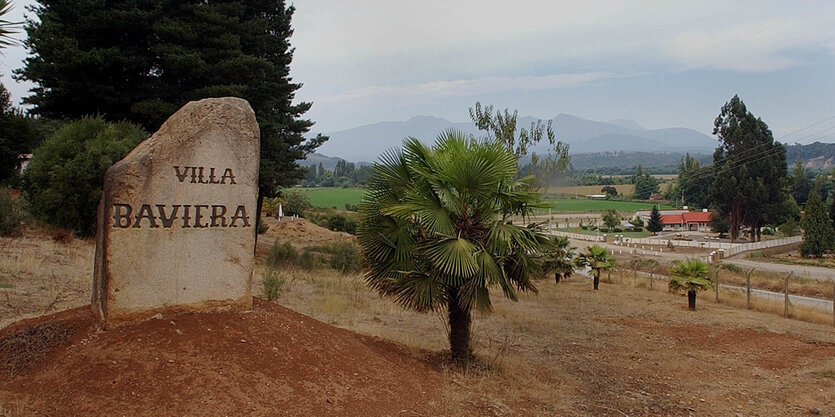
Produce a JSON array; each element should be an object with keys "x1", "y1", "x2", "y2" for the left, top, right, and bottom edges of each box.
[
  {"x1": 0, "y1": 300, "x2": 442, "y2": 416},
  {"x1": 2, "y1": 218, "x2": 835, "y2": 416}
]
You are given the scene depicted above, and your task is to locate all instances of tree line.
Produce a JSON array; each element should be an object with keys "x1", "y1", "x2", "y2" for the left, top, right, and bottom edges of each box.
[{"x1": 0, "y1": 0, "x2": 325, "y2": 236}]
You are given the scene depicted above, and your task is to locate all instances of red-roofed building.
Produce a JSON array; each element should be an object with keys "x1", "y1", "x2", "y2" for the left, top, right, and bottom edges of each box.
[{"x1": 659, "y1": 211, "x2": 713, "y2": 231}]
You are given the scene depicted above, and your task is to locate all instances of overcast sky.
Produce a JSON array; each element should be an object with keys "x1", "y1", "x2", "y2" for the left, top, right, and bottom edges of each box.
[{"x1": 3, "y1": 1, "x2": 835, "y2": 142}]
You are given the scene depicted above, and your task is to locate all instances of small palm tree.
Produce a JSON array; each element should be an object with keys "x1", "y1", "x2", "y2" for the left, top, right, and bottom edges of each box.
[
  {"x1": 668, "y1": 259, "x2": 713, "y2": 310},
  {"x1": 542, "y1": 236, "x2": 575, "y2": 284},
  {"x1": 0, "y1": 1, "x2": 20, "y2": 49},
  {"x1": 575, "y1": 245, "x2": 616, "y2": 290},
  {"x1": 358, "y1": 130, "x2": 550, "y2": 364}
]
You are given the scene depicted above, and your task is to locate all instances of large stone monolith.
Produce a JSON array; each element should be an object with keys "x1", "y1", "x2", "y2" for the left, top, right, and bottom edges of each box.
[{"x1": 93, "y1": 97, "x2": 260, "y2": 327}]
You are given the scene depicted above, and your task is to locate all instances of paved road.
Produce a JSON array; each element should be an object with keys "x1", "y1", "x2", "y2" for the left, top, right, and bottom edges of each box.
[{"x1": 723, "y1": 258, "x2": 835, "y2": 282}]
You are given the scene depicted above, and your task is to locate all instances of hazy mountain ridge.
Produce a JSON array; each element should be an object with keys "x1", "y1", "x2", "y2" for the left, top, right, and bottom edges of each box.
[
  {"x1": 314, "y1": 113, "x2": 718, "y2": 162},
  {"x1": 785, "y1": 142, "x2": 835, "y2": 170}
]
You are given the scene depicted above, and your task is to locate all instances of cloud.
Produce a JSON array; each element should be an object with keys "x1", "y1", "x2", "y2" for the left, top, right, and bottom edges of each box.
[
  {"x1": 317, "y1": 71, "x2": 625, "y2": 104},
  {"x1": 666, "y1": 17, "x2": 835, "y2": 72}
]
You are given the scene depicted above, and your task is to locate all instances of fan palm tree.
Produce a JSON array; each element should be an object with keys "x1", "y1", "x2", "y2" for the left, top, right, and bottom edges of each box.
[
  {"x1": 358, "y1": 130, "x2": 549, "y2": 364},
  {"x1": 668, "y1": 259, "x2": 713, "y2": 310},
  {"x1": 575, "y1": 245, "x2": 616, "y2": 290},
  {"x1": 0, "y1": 1, "x2": 20, "y2": 49},
  {"x1": 542, "y1": 235, "x2": 575, "y2": 284}
]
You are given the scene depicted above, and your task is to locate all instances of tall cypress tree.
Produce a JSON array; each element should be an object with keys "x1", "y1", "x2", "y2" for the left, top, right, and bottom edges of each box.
[
  {"x1": 800, "y1": 180, "x2": 834, "y2": 258},
  {"x1": 17, "y1": 0, "x2": 325, "y2": 207}
]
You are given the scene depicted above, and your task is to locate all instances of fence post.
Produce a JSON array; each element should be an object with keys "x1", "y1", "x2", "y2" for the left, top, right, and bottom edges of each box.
[
  {"x1": 746, "y1": 268, "x2": 754, "y2": 309},
  {"x1": 714, "y1": 267, "x2": 720, "y2": 303},
  {"x1": 784, "y1": 272, "x2": 793, "y2": 318},
  {"x1": 649, "y1": 263, "x2": 656, "y2": 290}
]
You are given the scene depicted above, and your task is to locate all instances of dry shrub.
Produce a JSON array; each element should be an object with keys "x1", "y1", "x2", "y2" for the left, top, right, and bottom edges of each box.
[
  {"x1": 50, "y1": 229, "x2": 74, "y2": 244},
  {"x1": 0, "y1": 322, "x2": 74, "y2": 376}
]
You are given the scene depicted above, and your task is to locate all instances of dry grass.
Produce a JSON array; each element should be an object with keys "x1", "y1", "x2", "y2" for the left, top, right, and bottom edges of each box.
[
  {"x1": 0, "y1": 321, "x2": 74, "y2": 376},
  {"x1": 717, "y1": 266, "x2": 835, "y2": 300},
  {"x1": 0, "y1": 231, "x2": 93, "y2": 327},
  {"x1": 271, "y1": 261, "x2": 835, "y2": 415},
  {"x1": 4, "y1": 221, "x2": 835, "y2": 415}
]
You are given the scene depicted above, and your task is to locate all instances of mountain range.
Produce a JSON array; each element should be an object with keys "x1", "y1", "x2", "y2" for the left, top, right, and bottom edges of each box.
[{"x1": 312, "y1": 113, "x2": 719, "y2": 163}]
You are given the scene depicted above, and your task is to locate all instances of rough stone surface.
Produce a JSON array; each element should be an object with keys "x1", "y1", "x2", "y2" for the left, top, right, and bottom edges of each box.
[{"x1": 93, "y1": 97, "x2": 259, "y2": 327}]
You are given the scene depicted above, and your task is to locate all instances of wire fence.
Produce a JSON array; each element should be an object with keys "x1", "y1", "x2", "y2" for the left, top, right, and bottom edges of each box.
[{"x1": 606, "y1": 266, "x2": 835, "y2": 327}]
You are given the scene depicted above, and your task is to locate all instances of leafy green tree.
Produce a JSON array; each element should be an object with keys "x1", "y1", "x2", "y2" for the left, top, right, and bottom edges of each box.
[
  {"x1": 632, "y1": 165, "x2": 659, "y2": 200},
  {"x1": 629, "y1": 215, "x2": 644, "y2": 229},
  {"x1": 647, "y1": 205, "x2": 663, "y2": 233},
  {"x1": 542, "y1": 236, "x2": 575, "y2": 284},
  {"x1": 668, "y1": 259, "x2": 713, "y2": 311},
  {"x1": 800, "y1": 179, "x2": 834, "y2": 258},
  {"x1": 469, "y1": 102, "x2": 570, "y2": 187},
  {"x1": 23, "y1": 117, "x2": 146, "y2": 236},
  {"x1": 17, "y1": 0, "x2": 326, "y2": 214},
  {"x1": 575, "y1": 245, "x2": 616, "y2": 290},
  {"x1": 602, "y1": 209, "x2": 620, "y2": 230},
  {"x1": 709, "y1": 212, "x2": 730, "y2": 238},
  {"x1": 281, "y1": 189, "x2": 311, "y2": 217},
  {"x1": 358, "y1": 130, "x2": 549, "y2": 364},
  {"x1": 711, "y1": 95, "x2": 788, "y2": 241},
  {"x1": 601, "y1": 185, "x2": 617, "y2": 197},
  {"x1": 675, "y1": 154, "x2": 712, "y2": 208},
  {"x1": 778, "y1": 218, "x2": 799, "y2": 237}
]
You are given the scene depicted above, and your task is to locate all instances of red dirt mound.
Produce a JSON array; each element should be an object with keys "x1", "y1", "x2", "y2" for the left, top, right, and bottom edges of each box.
[{"x1": 0, "y1": 300, "x2": 442, "y2": 416}]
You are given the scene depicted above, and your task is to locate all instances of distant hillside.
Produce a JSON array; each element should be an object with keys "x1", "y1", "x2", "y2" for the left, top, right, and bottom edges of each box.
[
  {"x1": 313, "y1": 113, "x2": 717, "y2": 162},
  {"x1": 785, "y1": 142, "x2": 835, "y2": 170},
  {"x1": 568, "y1": 152, "x2": 712, "y2": 174},
  {"x1": 298, "y1": 153, "x2": 371, "y2": 170}
]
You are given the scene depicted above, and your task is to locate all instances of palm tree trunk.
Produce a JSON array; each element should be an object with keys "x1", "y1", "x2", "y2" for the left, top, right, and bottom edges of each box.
[
  {"x1": 447, "y1": 286, "x2": 472, "y2": 364},
  {"x1": 593, "y1": 270, "x2": 600, "y2": 290},
  {"x1": 555, "y1": 272, "x2": 561, "y2": 284},
  {"x1": 688, "y1": 290, "x2": 696, "y2": 310}
]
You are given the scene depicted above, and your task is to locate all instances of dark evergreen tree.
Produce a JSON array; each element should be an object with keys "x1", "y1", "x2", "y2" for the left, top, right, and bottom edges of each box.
[
  {"x1": 800, "y1": 179, "x2": 834, "y2": 258},
  {"x1": 17, "y1": 0, "x2": 325, "y2": 212},
  {"x1": 789, "y1": 157, "x2": 811, "y2": 206},
  {"x1": 710, "y1": 95, "x2": 788, "y2": 242},
  {"x1": 647, "y1": 205, "x2": 663, "y2": 233},
  {"x1": 0, "y1": 84, "x2": 35, "y2": 181}
]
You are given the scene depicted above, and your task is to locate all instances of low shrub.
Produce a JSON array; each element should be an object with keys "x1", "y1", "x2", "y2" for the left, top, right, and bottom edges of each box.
[
  {"x1": 266, "y1": 241, "x2": 298, "y2": 268},
  {"x1": 23, "y1": 117, "x2": 146, "y2": 236},
  {"x1": 721, "y1": 263, "x2": 742, "y2": 273},
  {"x1": 261, "y1": 267, "x2": 286, "y2": 301},
  {"x1": 298, "y1": 248, "x2": 319, "y2": 271},
  {"x1": 0, "y1": 188, "x2": 25, "y2": 236},
  {"x1": 329, "y1": 242, "x2": 361, "y2": 274}
]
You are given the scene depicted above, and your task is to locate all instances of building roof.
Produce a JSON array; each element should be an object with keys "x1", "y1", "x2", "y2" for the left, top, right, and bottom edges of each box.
[{"x1": 660, "y1": 211, "x2": 713, "y2": 225}]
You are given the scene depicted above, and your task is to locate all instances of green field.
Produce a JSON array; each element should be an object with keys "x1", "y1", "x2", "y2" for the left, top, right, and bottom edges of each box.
[
  {"x1": 297, "y1": 187, "x2": 674, "y2": 213},
  {"x1": 540, "y1": 198, "x2": 674, "y2": 213},
  {"x1": 297, "y1": 187, "x2": 366, "y2": 209}
]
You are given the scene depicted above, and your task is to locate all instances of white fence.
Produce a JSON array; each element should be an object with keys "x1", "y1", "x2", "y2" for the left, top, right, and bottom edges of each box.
[{"x1": 550, "y1": 228, "x2": 802, "y2": 261}]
